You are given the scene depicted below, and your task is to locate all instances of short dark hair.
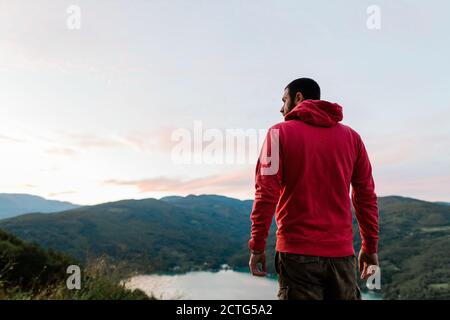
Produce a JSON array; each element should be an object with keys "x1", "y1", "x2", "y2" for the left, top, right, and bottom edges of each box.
[{"x1": 286, "y1": 78, "x2": 321, "y2": 101}]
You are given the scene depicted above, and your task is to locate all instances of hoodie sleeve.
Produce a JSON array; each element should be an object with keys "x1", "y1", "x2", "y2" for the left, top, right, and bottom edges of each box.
[
  {"x1": 351, "y1": 135, "x2": 379, "y2": 254},
  {"x1": 248, "y1": 127, "x2": 283, "y2": 252}
]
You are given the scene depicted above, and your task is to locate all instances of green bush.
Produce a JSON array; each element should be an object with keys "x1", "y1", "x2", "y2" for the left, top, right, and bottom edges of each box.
[{"x1": 0, "y1": 229, "x2": 153, "y2": 300}]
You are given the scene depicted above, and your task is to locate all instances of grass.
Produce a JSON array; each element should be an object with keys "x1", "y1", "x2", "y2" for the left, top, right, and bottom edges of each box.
[
  {"x1": 429, "y1": 283, "x2": 449, "y2": 290},
  {"x1": 0, "y1": 257, "x2": 155, "y2": 300},
  {"x1": 0, "y1": 228, "x2": 155, "y2": 300}
]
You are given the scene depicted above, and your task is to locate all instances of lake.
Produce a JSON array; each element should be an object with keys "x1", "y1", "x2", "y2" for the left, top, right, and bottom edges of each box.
[{"x1": 126, "y1": 269, "x2": 382, "y2": 300}]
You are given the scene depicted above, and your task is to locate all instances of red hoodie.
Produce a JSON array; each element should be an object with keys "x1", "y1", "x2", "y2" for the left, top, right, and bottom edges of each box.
[{"x1": 248, "y1": 100, "x2": 379, "y2": 257}]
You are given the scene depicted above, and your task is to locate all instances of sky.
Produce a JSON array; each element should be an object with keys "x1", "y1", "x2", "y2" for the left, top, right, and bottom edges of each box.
[{"x1": 0, "y1": 0, "x2": 449, "y2": 205}]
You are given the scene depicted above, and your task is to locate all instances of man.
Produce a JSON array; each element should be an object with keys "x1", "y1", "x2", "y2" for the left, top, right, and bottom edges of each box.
[{"x1": 248, "y1": 78, "x2": 379, "y2": 300}]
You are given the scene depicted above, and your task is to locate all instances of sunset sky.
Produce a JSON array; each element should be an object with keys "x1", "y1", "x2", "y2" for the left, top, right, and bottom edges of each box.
[{"x1": 1, "y1": 0, "x2": 449, "y2": 205}]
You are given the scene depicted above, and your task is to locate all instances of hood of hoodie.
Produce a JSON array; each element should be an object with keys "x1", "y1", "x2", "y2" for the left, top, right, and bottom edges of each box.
[{"x1": 284, "y1": 100, "x2": 343, "y2": 127}]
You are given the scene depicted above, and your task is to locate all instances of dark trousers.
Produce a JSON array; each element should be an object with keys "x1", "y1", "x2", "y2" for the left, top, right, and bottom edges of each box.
[{"x1": 274, "y1": 251, "x2": 362, "y2": 300}]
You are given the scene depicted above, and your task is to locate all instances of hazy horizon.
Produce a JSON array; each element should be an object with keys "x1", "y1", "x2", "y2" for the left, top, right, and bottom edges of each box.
[{"x1": 1, "y1": 191, "x2": 448, "y2": 208}]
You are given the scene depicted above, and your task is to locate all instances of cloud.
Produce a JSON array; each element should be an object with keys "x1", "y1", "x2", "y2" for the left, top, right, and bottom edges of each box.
[
  {"x1": 20, "y1": 184, "x2": 37, "y2": 189},
  {"x1": 368, "y1": 132, "x2": 450, "y2": 167},
  {"x1": 376, "y1": 174, "x2": 450, "y2": 201},
  {"x1": 47, "y1": 191, "x2": 77, "y2": 197},
  {"x1": 104, "y1": 169, "x2": 254, "y2": 195},
  {"x1": 0, "y1": 134, "x2": 24, "y2": 143},
  {"x1": 57, "y1": 131, "x2": 175, "y2": 153},
  {"x1": 64, "y1": 133, "x2": 124, "y2": 149},
  {"x1": 120, "y1": 127, "x2": 178, "y2": 153},
  {"x1": 45, "y1": 148, "x2": 78, "y2": 157}
]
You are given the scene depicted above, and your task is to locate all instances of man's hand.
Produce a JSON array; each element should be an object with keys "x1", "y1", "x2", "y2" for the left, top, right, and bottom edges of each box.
[
  {"x1": 358, "y1": 249, "x2": 379, "y2": 280},
  {"x1": 249, "y1": 251, "x2": 267, "y2": 277}
]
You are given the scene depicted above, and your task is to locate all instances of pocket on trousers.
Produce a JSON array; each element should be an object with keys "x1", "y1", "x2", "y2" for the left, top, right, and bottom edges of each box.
[
  {"x1": 274, "y1": 251, "x2": 280, "y2": 274},
  {"x1": 283, "y1": 253, "x2": 320, "y2": 264},
  {"x1": 355, "y1": 284, "x2": 362, "y2": 300}
]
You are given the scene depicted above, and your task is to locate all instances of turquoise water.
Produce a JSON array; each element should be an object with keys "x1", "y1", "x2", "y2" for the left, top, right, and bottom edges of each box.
[{"x1": 126, "y1": 269, "x2": 382, "y2": 300}]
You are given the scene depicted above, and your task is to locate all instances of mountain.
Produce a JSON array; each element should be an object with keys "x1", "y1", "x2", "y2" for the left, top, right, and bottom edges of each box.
[
  {"x1": 0, "y1": 193, "x2": 80, "y2": 219},
  {"x1": 1, "y1": 194, "x2": 449, "y2": 299},
  {"x1": 160, "y1": 194, "x2": 254, "y2": 212},
  {"x1": 435, "y1": 202, "x2": 450, "y2": 206},
  {"x1": 0, "y1": 195, "x2": 257, "y2": 273},
  {"x1": 363, "y1": 196, "x2": 450, "y2": 299}
]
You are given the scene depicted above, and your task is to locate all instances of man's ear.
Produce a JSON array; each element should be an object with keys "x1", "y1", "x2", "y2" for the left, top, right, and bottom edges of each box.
[{"x1": 295, "y1": 92, "x2": 304, "y2": 105}]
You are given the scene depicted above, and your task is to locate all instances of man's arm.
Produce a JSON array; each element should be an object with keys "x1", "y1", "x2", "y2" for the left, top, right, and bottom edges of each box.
[
  {"x1": 248, "y1": 128, "x2": 283, "y2": 253},
  {"x1": 351, "y1": 135, "x2": 379, "y2": 279}
]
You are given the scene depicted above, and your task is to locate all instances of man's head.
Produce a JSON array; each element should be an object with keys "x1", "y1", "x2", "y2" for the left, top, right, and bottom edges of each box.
[{"x1": 280, "y1": 78, "x2": 321, "y2": 116}]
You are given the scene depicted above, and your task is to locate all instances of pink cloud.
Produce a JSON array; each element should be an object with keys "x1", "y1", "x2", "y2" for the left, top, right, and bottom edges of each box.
[
  {"x1": 0, "y1": 134, "x2": 24, "y2": 143},
  {"x1": 20, "y1": 184, "x2": 37, "y2": 189},
  {"x1": 105, "y1": 169, "x2": 254, "y2": 195},
  {"x1": 65, "y1": 133, "x2": 123, "y2": 149},
  {"x1": 47, "y1": 191, "x2": 77, "y2": 197},
  {"x1": 46, "y1": 148, "x2": 78, "y2": 157},
  {"x1": 376, "y1": 174, "x2": 450, "y2": 201},
  {"x1": 121, "y1": 127, "x2": 178, "y2": 153}
]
